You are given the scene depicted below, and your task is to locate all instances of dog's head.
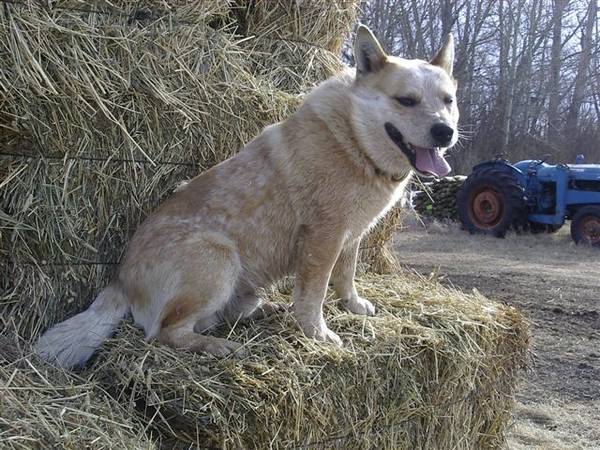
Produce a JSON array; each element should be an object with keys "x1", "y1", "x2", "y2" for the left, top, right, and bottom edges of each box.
[{"x1": 351, "y1": 25, "x2": 458, "y2": 178}]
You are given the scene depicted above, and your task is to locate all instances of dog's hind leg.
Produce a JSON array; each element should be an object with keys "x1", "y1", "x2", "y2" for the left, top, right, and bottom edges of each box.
[
  {"x1": 156, "y1": 233, "x2": 244, "y2": 357},
  {"x1": 159, "y1": 291, "x2": 245, "y2": 357},
  {"x1": 160, "y1": 314, "x2": 244, "y2": 357}
]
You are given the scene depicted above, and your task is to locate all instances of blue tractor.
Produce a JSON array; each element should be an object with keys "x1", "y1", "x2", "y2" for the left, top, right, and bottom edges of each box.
[{"x1": 457, "y1": 155, "x2": 600, "y2": 246}]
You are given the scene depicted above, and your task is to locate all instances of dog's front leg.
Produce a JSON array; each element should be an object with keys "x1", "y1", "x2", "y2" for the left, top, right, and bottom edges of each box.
[
  {"x1": 331, "y1": 238, "x2": 376, "y2": 316},
  {"x1": 293, "y1": 227, "x2": 344, "y2": 346}
]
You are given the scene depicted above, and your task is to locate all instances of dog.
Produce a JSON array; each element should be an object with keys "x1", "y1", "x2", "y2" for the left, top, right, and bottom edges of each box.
[{"x1": 36, "y1": 25, "x2": 459, "y2": 368}]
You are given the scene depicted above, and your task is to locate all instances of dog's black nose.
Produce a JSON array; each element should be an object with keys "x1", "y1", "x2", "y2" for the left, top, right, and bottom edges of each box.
[{"x1": 430, "y1": 123, "x2": 454, "y2": 146}]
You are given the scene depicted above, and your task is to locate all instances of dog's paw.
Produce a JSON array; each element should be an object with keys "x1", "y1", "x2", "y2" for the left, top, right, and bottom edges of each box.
[
  {"x1": 202, "y1": 337, "x2": 246, "y2": 358},
  {"x1": 343, "y1": 296, "x2": 376, "y2": 316},
  {"x1": 297, "y1": 318, "x2": 343, "y2": 347},
  {"x1": 321, "y1": 326, "x2": 343, "y2": 347}
]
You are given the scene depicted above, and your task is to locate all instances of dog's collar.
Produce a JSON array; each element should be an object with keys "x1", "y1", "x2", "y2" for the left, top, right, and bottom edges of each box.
[
  {"x1": 361, "y1": 124, "x2": 412, "y2": 183},
  {"x1": 352, "y1": 124, "x2": 411, "y2": 183},
  {"x1": 374, "y1": 167, "x2": 410, "y2": 182},
  {"x1": 363, "y1": 149, "x2": 411, "y2": 182}
]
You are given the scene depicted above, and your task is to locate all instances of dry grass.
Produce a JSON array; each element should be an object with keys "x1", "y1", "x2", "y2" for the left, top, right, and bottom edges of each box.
[
  {"x1": 233, "y1": 0, "x2": 357, "y2": 52},
  {"x1": 398, "y1": 218, "x2": 600, "y2": 266},
  {"x1": 0, "y1": 272, "x2": 529, "y2": 449},
  {"x1": 0, "y1": 335, "x2": 155, "y2": 450},
  {"x1": 508, "y1": 401, "x2": 600, "y2": 450},
  {"x1": 359, "y1": 206, "x2": 406, "y2": 274},
  {"x1": 394, "y1": 221, "x2": 600, "y2": 450}
]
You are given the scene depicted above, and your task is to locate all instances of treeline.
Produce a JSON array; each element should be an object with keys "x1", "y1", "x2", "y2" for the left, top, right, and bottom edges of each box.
[{"x1": 353, "y1": 0, "x2": 599, "y2": 173}]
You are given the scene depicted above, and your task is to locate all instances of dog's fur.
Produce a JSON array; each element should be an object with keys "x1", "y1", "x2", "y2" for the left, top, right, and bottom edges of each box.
[{"x1": 36, "y1": 26, "x2": 459, "y2": 368}]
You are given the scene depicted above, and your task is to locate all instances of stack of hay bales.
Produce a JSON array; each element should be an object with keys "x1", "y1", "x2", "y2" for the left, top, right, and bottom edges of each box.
[
  {"x1": 1, "y1": 0, "x2": 286, "y2": 338},
  {"x1": 413, "y1": 176, "x2": 466, "y2": 221},
  {"x1": 0, "y1": 0, "x2": 362, "y2": 340},
  {"x1": 0, "y1": 2, "x2": 528, "y2": 449}
]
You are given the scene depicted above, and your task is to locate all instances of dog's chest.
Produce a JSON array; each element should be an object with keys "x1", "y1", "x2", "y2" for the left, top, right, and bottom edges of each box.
[{"x1": 347, "y1": 176, "x2": 409, "y2": 236}]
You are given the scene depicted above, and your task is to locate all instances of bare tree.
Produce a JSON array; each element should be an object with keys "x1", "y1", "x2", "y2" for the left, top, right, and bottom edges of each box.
[
  {"x1": 565, "y1": 0, "x2": 597, "y2": 135},
  {"x1": 547, "y1": 0, "x2": 570, "y2": 143}
]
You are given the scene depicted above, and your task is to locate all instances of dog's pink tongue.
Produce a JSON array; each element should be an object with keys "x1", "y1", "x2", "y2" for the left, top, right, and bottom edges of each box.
[{"x1": 414, "y1": 147, "x2": 451, "y2": 177}]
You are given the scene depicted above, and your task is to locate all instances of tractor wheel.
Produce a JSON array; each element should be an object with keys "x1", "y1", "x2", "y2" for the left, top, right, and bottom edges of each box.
[
  {"x1": 571, "y1": 206, "x2": 600, "y2": 247},
  {"x1": 457, "y1": 168, "x2": 526, "y2": 237}
]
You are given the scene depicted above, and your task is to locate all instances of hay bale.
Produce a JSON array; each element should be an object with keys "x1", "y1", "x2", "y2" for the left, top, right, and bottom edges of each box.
[
  {"x1": 231, "y1": 0, "x2": 358, "y2": 93},
  {"x1": 90, "y1": 273, "x2": 528, "y2": 449},
  {"x1": 238, "y1": 36, "x2": 345, "y2": 94},
  {"x1": 0, "y1": 335, "x2": 155, "y2": 449},
  {"x1": 232, "y1": 0, "x2": 357, "y2": 52},
  {"x1": 0, "y1": 1, "x2": 296, "y2": 339}
]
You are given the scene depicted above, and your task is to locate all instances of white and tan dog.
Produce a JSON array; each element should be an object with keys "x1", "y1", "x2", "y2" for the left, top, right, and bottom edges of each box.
[{"x1": 37, "y1": 26, "x2": 459, "y2": 368}]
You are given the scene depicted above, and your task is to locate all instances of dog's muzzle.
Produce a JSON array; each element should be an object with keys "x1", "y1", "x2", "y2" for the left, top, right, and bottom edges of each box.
[{"x1": 384, "y1": 122, "x2": 451, "y2": 177}]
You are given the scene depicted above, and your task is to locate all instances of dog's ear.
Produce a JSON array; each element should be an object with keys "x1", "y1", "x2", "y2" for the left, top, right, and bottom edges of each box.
[
  {"x1": 354, "y1": 25, "x2": 387, "y2": 77},
  {"x1": 430, "y1": 34, "x2": 454, "y2": 76}
]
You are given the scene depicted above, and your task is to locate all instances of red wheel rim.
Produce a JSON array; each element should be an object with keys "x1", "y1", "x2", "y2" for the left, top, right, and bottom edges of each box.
[
  {"x1": 579, "y1": 216, "x2": 600, "y2": 245},
  {"x1": 469, "y1": 187, "x2": 504, "y2": 229}
]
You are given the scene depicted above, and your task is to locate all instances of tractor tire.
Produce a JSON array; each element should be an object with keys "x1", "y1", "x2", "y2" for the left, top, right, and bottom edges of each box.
[
  {"x1": 571, "y1": 206, "x2": 600, "y2": 247},
  {"x1": 457, "y1": 167, "x2": 526, "y2": 237}
]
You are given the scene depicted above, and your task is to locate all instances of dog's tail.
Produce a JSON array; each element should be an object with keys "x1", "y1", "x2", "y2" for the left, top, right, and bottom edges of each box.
[{"x1": 35, "y1": 282, "x2": 130, "y2": 368}]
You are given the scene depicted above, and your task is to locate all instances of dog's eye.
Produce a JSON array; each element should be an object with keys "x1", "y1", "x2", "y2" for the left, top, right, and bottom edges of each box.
[
  {"x1": 395, "y1": 96, "x2": 418, "y2": 107},
  {"x1": 444, "y1": 96, "x2": 454, "y2": 104}
]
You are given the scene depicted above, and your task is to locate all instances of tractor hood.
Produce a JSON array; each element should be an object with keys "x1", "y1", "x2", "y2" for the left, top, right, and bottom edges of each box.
[
  {"x1": 567, "y1": 165, "x2": 600, "y2": 181},
  {"x1": 513, "y1": 160, "x2": 600, "y2": 181}
]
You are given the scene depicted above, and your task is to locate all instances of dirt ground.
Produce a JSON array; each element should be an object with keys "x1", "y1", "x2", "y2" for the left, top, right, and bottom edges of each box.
[{"x1": 393, "y1": 220, "x2": 600, "y2": 450}]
